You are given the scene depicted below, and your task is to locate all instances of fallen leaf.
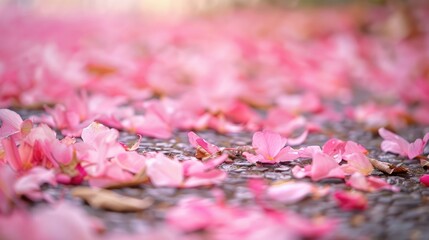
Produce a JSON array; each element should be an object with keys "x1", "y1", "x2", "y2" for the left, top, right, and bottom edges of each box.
[
  {"x1": 72, "y1": 187, "x2": 153, "y2": 212},
  {"x1": 368, "y1": 158, "x2": 408, "y2": 174},
  {"x1": 105, "y1": 169, "x2": 149, "y2": 189}
]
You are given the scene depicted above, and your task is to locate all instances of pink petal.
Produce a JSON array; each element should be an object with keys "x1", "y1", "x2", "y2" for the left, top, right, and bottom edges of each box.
[
  {"x1": 378, "y1": 128, "x2": 409, "y2": 156},
  {"x1": 0, "y1": 165, "x2": 17, "y2": 214},
  {"x1": 408, "y1": 139, "x2": 423, "y2": 159},
  {"x1": 0, "y1": 109, "x2": 23, "y2": 139},
  {"x1": 267, "y1": 182, "x2": 313, "y2": 204},
  {"x1": 346, "y1": 172, "x2": 399, "y2": 192},
  {"x1": 298, "y1": 145, "x2": 322, "y2": 159},
  {"x1": 420, "y1": 174, "x2": 429, "y2": 187},
  {"x1": 253, "y1": 131, "x2": 287, "y2": 159},
  {"x1": 291, "y1": 165, "x2": 311, "y2": 179},
  {"x1": 341, "y1": 152, "x2": 373, "y2": 176},
  {"x1": 14, "y1": 167, "x2": 56, "y2": 201},
  {"x1": 183, "y1": 169, "x2": 226, "y2": 188},
  {"x1": 333, "y1": 191, "x2": 367, "y2": 211},
  {"x1": 167, "y1": 197, "x2": 214, "y2": 232},
  {"x1": 114, "y1": 151, "x2": 146, "y2": 174},
  {"x1": 286, "y1": 130, "x2": 308, "y2": 146},
  {"x1": 146, "y1": 153, "x2": 183, "y2": 187},
  {"x1": 322, "y1": 138, "x2": 346, "y2": 157},
  {"x1": 275, "y1": 146, "x2": 299, "y2": 162},
  {"x1": 187, "y1": 131, "x2": 220, "y2": 155},
  {"x1": 310, "y1": 152, "x2": 345, "y2": 181},
  {"x1": 1, "y1": 137, "x2": 23, "y2": 171},
  {"x1": 243, "y1": 152, "x2": 265, "y2": 164}
]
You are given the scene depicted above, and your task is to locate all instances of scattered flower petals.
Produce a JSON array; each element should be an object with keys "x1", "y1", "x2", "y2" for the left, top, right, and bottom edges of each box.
[
  {"x1": 346, "y1": 172, "x2": 400, "y2": 192},
  {"x1": 379, "y1": 128, "x2": 429, "y2": 160}
]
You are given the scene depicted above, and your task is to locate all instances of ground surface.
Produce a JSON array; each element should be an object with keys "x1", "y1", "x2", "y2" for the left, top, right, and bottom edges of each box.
[{"x1": 41, "y1": 118, "x2": 428, "y2": 240}]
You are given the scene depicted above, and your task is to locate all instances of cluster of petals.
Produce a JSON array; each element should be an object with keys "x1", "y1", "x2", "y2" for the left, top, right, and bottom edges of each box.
[
  {"x1": 292, "y1": 138, "x2": 373, "y2": 181},
  {"x1": 379, "y1": 128, "x2": 429, "y2": 160},
  {"x1": 243, "y1": 130, "x2": 302, "y2": 164},
  {"x1": 167, "y1": 195, "x2": 336, "y2": 240}
]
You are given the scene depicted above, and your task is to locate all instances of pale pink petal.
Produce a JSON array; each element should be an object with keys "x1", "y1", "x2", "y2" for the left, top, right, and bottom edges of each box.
[
  {"x1": 14, "y1": 167, "x2": 56, "y2": 201},
  {"x1": 378, "y1": 128, "x2": 409, "y2": 156},
  {"x1": 167, "y1": 197, "x2": 214, "y2": 232},
  {"x1": 310, "y1": 152, "x2": 345, "y2": 181},
  {"x1": 346, "y1": 172, "x2": 399, "y2": 192},
  {"x1": 333, "y1": 191, "x2": 367, "y2": 211},
  {"x1": 146, "y1": 153, "x2": 184, "y2": 187},
  {"x1": 243, "y1": 152, "x2": 265, "y2": 164},
  {"x1": 253, "y1": 131, "x2": 287, "y2": 159},
  {"x1": 267, "y1": 182, "x2": 313, "y2": 204},
  {"x1": 0, "y1": 109, "x2": 23, "y2": 139},
  {"x1": 291, "y1": 165, "x2": 311, "y2": 179},
  {"x1": 183, "y1": 170, "x2": 226, "y2": 188},
  {"x1": 81, "y1": 122, "x2": 119, "y2": 148},
  {"x1": 322, "y1": 138, "x2": 346, "y2": 157},
  {"x1": 298, "y1": 146, "x2": 321, "y2": 159},
  {"x1": 185, "y1": 154, "x2": 227, "y2": 175},
  {"x1": 33, "y1": 202, "x2": 101, "y2": 240},
  {"x1": 423, "y1": 133, "x2": 429, "y2": 144},
  {"x1": 188, "y1": 131, "x2": 220, "y2": 154},
  {"x1": 113, "y1": 151, "x2": 146, "y2": 174},
  {"x1": 341, "y1": 152, "x2": 373, "y2": 176},
  {"x1": 275, "y1": 146, "x2": 299, "y2": 162},
  {"x1": 408, "y1": 139, "x2": 424, "y2": 160},
  {"x1": 286, "y1": 130, "x2": 308, "y2": 146}
]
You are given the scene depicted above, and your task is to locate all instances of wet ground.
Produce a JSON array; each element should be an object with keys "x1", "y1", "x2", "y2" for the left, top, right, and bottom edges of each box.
[{"x1": 18, "y1": 109, "x2": 429, "y2": 240}]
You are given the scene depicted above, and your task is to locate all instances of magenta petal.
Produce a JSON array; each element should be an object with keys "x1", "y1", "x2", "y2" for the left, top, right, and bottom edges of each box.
[{"x1": 420, "y1": 175, "x2": 429, "y2": 187}]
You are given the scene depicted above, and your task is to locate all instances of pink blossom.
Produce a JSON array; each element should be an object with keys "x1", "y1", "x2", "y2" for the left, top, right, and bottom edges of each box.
[
  {"x1": 244, "y1": 130, "x2": 299, "y2": 164},
  {"x1": 346, "y1": 172, "x2": 400, "y2": 192},
  {"x1": 379, "y1": 128, "x2": 429, "y2": 160},
  {"x1": 333, "y1": 191, "x2": 367, "y2": 211}
]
